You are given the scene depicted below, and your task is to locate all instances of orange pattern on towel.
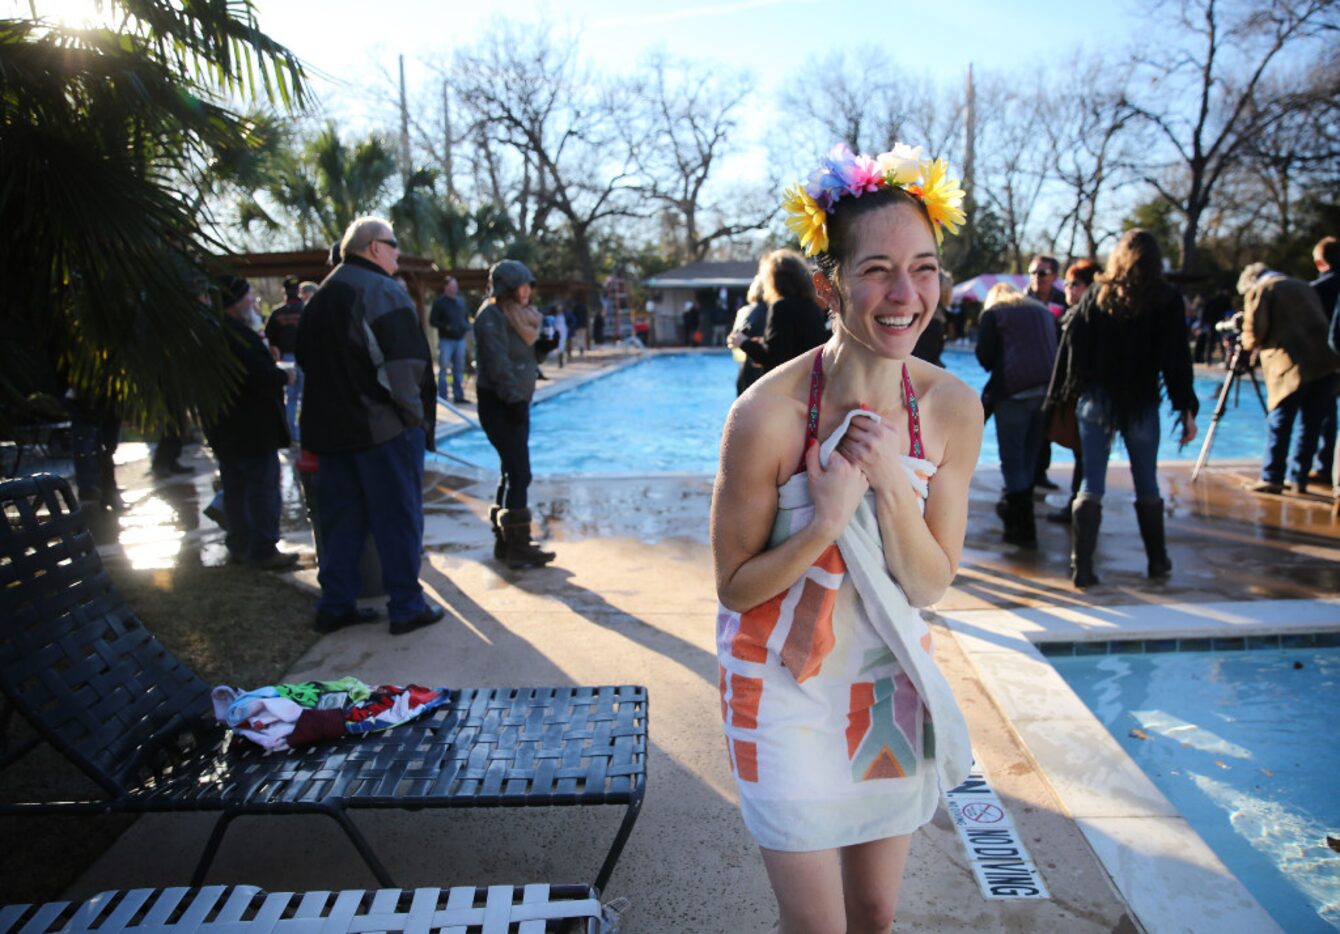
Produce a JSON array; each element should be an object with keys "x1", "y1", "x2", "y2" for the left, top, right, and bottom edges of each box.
[
  {"x1": 732, "y1": 592, "x2": 785, "y2": 663},
  {"x1": 734, "y1": 740, "x2": 759, "y2": 782},
  {"x1": 729, "y1": 673, "x2": 763, "y2": 729}
]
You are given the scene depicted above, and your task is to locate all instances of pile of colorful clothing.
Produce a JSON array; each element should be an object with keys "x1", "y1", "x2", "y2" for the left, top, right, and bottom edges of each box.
[{"x1": 211, "y1": 676, "x2": 450, "y2": 753}]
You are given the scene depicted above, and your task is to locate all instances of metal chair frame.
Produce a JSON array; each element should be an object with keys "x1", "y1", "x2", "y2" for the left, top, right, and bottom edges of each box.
[{"x1": 0, "y1": 474, "x2": 647, "y2": 893}]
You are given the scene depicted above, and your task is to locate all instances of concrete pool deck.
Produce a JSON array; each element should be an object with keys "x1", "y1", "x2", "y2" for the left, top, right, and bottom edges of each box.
[{"x1": 62, "y1": 348, "x2": 1340, "y2": 931}]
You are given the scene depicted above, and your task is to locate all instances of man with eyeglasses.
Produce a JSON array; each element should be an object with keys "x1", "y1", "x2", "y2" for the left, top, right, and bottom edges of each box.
[
  {"x1": 297, "y1": 216, "x2": 444, "y2": 637},
  {"x1": 1025, "y1": 255, "x2": 1066, "y2": 490}
]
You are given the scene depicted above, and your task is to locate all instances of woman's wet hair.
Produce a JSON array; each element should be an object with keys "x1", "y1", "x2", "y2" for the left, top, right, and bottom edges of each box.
[
  {"x1": 812, "y1": 186, "x2": 935, "y2": 313},
  {"x1": 1097, "y1": 229, "x2": 1163, "y2": 316}
]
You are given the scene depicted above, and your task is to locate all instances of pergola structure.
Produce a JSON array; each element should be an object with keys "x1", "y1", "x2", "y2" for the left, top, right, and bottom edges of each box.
[{"x1": 218, "y1": 250, "x2": 589, "y2": 321}]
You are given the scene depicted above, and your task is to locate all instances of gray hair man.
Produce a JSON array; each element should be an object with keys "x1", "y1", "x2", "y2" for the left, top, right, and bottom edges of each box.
[{"x1": 296, "y1": 216, "x2": 444, "y2": 635}]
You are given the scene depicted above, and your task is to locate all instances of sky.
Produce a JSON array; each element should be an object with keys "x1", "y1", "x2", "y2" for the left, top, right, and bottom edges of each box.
[{"x1": 250, "y1": 0, "x2": 1140, "y2": 129}]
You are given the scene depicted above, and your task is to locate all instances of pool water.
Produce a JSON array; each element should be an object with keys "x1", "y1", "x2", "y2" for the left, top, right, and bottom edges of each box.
[
  {"x1": 1052, "y1": 647, "x2": 1340, "y2": 932},
  {"x1": 438, "y1": 350, "x2": 1267, "y2": 475}
]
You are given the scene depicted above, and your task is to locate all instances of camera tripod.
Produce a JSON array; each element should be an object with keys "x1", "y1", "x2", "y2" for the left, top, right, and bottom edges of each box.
[{"x1": 1190, "y1": 340, "x2": 1267, "y2": 481}]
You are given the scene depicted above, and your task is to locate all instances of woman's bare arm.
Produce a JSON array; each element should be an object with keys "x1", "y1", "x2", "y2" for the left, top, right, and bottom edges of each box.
[{"x1": 711, "y1": 391, "x2": 868, "y2": 612}]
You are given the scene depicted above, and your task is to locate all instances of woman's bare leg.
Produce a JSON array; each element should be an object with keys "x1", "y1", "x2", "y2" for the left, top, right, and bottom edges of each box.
[
  {"x1": 840, "y1": 834, "x2": 915, "y2": 933},
  {"x1": 759, "y1": 846, "x2": 846, "y2": 934}
]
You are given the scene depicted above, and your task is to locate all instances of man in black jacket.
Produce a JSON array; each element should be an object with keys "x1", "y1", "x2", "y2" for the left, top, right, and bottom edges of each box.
[
  {"x1": 429, "y1": 275, "x2": 470, "y2": 403},
  {"x1": 204, "y1": 275, "x2": 297, "y2": 570},
  {"x1": 1310, "y1": 237, "x2": 1339, "y2": 484},
  {"x1": 297, "y1": 217, "x2": 443, "y2": 636}
]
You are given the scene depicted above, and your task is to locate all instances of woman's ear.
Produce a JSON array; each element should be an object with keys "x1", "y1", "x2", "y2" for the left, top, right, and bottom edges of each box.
[{"x1": 812, "y1": 269, "x2": 835, "y2": 312}]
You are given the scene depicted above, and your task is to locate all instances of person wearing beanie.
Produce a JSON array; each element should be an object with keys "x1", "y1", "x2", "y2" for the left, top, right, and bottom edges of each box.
[
  {"x1": 472, "y1": 258, "x2": 556, "y2": 569},
  {"x1": 202, "y1": 274, "x2": 299, "y2": 571},
  {"x1": 296, "y1": 216, "x2": 444, "y2": 636},
  {"x1": 265, "y1": 275, "x2": 306, "y2": 442}
]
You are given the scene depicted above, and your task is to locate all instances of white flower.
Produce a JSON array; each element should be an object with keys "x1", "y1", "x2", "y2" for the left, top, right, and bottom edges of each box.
[{"x1": 876, "y1": 143, "x2": 924, "y2": 185}]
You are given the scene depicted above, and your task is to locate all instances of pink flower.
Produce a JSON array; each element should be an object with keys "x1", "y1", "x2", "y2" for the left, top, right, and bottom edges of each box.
[{"x1": 843, "y1": 154, "x2": 885, "y2": 195}]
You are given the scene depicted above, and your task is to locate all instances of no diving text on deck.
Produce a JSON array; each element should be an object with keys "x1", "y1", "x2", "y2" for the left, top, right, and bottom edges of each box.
[{"x1": 944, "y1": 761, "x2": 1050, "y2": 900}]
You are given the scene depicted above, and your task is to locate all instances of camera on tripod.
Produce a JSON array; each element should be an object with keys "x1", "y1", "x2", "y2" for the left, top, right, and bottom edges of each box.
[{"x1": 1214, "y1": 310, "x2": 1245, "y2": 341}]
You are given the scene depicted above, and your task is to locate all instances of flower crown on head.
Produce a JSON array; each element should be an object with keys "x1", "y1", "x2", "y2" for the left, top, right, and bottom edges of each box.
[{"x1": 782, "y1": 142, "x2": 967, "y2": 256}]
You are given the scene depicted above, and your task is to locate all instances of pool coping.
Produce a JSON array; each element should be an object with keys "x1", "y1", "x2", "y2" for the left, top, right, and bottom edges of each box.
[{"x1": 935, "y1": 597, "x2": 1340, "y2": 934}]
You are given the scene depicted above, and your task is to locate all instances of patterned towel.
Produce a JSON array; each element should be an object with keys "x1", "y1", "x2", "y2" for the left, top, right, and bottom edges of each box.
[{"x1": 211, "y1": 677, "x2": 450, "y2": 753}]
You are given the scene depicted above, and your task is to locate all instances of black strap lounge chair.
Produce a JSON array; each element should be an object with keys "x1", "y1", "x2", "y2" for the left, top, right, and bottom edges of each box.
[
  {"x1": 0, "y1": 883, "x2": 612, "y2": 933},
  {"x1": 0, "y1": 474, "x2": 647, "y2": 893}
]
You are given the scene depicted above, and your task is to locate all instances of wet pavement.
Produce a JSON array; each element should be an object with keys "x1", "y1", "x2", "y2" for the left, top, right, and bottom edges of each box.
[{"x1": 40, "y1": 349, "x2": 1340, "y2": 932}]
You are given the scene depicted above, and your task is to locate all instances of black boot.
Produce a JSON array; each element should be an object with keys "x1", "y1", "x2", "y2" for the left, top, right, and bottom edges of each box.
[
  {"x1": 488, "y1": 505, "x2": 505, "y2": 560},
  {"x1": 1134, "y1": 497, "x2": 1172, "y2": 578},
  {"x1": 1002, "y1": 491, "x2": 1037, "y2": 548},
  {"x1": 498, "y1": 508, "x2": 556, "y2": 569},
  {"x1": 1071, "y1": 497, "x2": 1102, "y2": 588}
]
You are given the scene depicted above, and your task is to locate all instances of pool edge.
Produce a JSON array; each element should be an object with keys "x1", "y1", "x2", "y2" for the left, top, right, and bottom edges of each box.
[{"x1": 933, "y1": 598, "x2": 1336, "y2": 934}]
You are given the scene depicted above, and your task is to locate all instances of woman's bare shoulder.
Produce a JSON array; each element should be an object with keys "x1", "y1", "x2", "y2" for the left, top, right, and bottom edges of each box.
[
  {"x1": 722, "y1": 365, "x2": 809, "y2": 478},
  {"x1": 908, "y1": 358, "x2": 983, "y2": 452}
]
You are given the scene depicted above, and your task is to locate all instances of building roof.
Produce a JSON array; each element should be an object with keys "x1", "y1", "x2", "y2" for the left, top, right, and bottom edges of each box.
[{"x1": 644, "y1": 260, "x2": 757, "y2": 289}]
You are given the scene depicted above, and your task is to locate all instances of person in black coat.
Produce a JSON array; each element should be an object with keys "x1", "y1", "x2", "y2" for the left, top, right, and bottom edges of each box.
[
  {"x1": 204, "y1": 274, "x2": 297, "y2": 570},
  {"x1": 731, "y1": 249, "x2": 828, "y2": 376}
]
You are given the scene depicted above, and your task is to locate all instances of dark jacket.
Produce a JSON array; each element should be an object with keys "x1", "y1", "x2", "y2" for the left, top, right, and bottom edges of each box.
[
  {"x1": 976, "y1": 298, "x2": 1057, "y2": 398},
  {"x1": 1047, "y1": 281, "x2": 1198, "y2": 423},
  {"x1": 912, "y1": 311, "x2": 947, "y2": 368},
  {"x1": 296, "y1": 255, "x2": 435, "y2": 454},
  {"x1": 264, "y1": 298, "x2": 303, "y2": 356},
  {"x1": 429, "y1": 293, "x2": 470, "y2": 340},
  {"x1": 1312, "y1": 270, "x2": 1339, "y2": 325},
  {"x1": 204, "y1": 315, "x2": 289, "y2": 458},
  {"x1": 474, "y1": 301, "x2": 538, "y2": 405},
  {"x1": 741, "y1": 296, "x2": 828, "y2": 373}
]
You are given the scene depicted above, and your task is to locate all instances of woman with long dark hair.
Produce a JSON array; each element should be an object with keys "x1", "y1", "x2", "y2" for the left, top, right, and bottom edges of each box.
[
  {"x1": 473, "y1": 259, "x2": 556, "y2": 570},
  {"x1": 1047, "y1": 230, "x2": 1198, "y2": 587},
  {"x1": 712, "y1": 143, "x2": 980, "y2": 931},
  {"x1": 732, "y1": 249, "x2": 829, "y2": 378}
]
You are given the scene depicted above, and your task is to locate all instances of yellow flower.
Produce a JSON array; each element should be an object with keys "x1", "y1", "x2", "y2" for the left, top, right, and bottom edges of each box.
[
  {"x1": 916, "y1": 158, "x2": 966, "y2": 246},
  {"x1": 782, "y1": 183, "x2": 829, "y2": 256}
]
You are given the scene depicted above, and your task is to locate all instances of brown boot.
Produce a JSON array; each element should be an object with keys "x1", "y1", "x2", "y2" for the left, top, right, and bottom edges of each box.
[{"x1": 498, "y1": 508, "x2": 556, "y2": 569}]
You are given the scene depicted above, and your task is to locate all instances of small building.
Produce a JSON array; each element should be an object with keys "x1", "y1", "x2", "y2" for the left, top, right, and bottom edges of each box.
[{"x1": 643, "y1": 260, "x2": 757, "y2": 345}]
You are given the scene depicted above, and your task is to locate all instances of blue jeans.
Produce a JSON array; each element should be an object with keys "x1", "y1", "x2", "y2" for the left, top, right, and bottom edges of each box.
[
  {"x1": 315, "y1": 427, "x2": 427, "y2": 623},
  {"x1": 994, "y1": 394, "x2": 1045, "y2": 494},
  {"x1": 282, "y1": 353, "x2": 303, "y2": 443},
  {"x1": 438, "y1": 337, "x2": 467, "y2": 401},
  {"x1": 1076, "y1": 390, "x2": 1161, "y2": 501},
  {"x1": 219, "y1": 451, "x2": 281, "y2": 562},
  {"x1": 1262, "y1": 378, "x2": 1333, "y2": 486}
]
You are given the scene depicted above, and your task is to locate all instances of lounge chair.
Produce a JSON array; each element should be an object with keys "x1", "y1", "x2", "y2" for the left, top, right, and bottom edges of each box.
[
  {"x1": 0, "y1": 474, "x2": 647, "y2": 893},
  {"x1": 0, "y1": 883, "x2": 613, "y2": 932}
]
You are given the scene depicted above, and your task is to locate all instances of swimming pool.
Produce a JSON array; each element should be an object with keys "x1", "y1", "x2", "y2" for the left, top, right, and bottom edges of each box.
[
  {"x1": 1051, "y1": 645, "x2": 1340, "y2": 932},
  {"x1": 438, "y1": 350, "x2": 1267, "y2": 475}
]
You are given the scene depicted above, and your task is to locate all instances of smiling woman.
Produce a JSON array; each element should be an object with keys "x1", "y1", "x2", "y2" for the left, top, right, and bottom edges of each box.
[{"x1": 711, "y1": 142, "x2": 981, "y2": 932}]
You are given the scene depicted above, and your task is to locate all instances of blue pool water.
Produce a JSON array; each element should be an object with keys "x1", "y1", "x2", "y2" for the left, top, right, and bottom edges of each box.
[
  {"x1": 1052, "y1": 647, "x2": 1340, "y2": 932},
  {"x1": 439, "y1": 350, "x2": 1266, "y2": 475}
]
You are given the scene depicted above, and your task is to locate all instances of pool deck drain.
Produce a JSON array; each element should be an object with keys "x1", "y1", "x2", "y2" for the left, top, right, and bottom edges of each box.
[{"x1": 55, "y1": 348, "x2": 1340, "y2": 932}]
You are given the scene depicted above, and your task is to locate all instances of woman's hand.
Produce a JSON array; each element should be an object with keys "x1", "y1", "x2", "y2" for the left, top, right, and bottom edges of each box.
[
  {"x1": 1178, "y1": 409, "x2": 1198, "y2": 446},
  {"x1": 805, "y1": 440, "x2": 869, "y2": 538},
  {"x1": 835, "y1": 412, "x2": 909, "y2": 496}
]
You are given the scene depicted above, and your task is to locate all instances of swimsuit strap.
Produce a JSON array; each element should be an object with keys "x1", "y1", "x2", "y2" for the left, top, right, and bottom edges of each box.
[
  {"x1": 799, "y1": 351, "x2": 923, "y2": 471},
  {"x1": 795, "y1": 348, "x2": 825, "y2": 474},
  {"x1": 806, "y1": 348, "x2": 825, "y2": 444},
  {"x1": 902, "y1": 363, "x2": 924, "y2": 459}
]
